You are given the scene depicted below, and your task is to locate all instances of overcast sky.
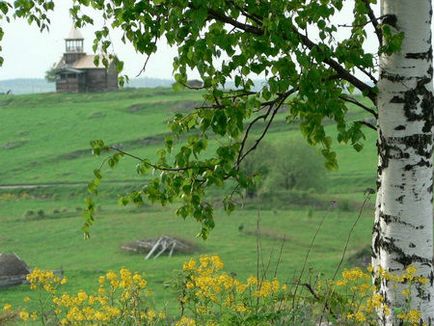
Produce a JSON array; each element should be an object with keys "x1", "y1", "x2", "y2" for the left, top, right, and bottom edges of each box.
[
  {"x1": 0, "y1": 1, "x2": 378, "y2": 81},
  {"x1": 0, "y1": 0, "x2": 180, "y2": 80}
]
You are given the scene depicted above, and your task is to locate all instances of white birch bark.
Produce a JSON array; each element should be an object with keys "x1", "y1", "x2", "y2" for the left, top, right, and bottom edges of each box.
[{"x1": 373, "y1": 0, "x2": 434, "y2": 324}]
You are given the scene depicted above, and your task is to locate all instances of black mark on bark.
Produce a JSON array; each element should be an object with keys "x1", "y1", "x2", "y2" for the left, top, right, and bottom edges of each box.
[{"x1": 406, "y1": 46, "x2": 433, "y2": 60}]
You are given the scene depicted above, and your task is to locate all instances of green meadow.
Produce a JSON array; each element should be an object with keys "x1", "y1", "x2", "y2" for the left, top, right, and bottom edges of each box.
[{"x1": 0, "y1": 88, "x2": 377, "y2": 311}]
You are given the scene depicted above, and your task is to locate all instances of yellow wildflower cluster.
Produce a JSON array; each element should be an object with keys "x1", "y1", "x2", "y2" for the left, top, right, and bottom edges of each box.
[
  {"x1": 26, "y1": 267, "x2": 67, "y2": 293},
  {"x1": 5, "y1": 258, "x2": 430, "y2": 325},
  {"x1": 175, "y1": 315, "x2": 197, "y2": 326},
  {"x1": 180, "y1": 255, "x2": 289, "y2": 323},
  {"x1": 375, "y1": 264, "x2": 428, "y2": 285},
  {"x1": 398, "y1": 309, "x2": 422, "y2": 325},
  {"x1": 53, "y1": 268, "x2": 159, "y2": 325},
  {"x1": 14, "y1": 267, "x2": 165, "y2": 325},
  {"x1": 335, "y1": 265, "x2": 428, "y2": 325}
]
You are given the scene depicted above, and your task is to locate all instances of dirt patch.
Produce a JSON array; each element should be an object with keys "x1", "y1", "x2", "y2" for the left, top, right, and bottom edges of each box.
[
  {"x1": 127, "y1": 103, "x2": 149, "y2": 113},
  {"x1": 126, "y1": 102, "x2": 171, "y2": 113},
  {"x1": 172, "y1": 101, "x2": 204, "y2": 112},
  {"x1": 242, "y1": 227, "x2": 289, "y2": 242},
  {"x1": 17, "y1": 130, "x2": 29, "y2": 137},
  {"x1": 88, "y1": 111, "x2": 106, "y2": 119},
  {"x1": 2, "y1": 141, "x2": 27, "y2": 150},
  {"x1": 58, "y1": 149, "x2": 90, "y2": 160}
]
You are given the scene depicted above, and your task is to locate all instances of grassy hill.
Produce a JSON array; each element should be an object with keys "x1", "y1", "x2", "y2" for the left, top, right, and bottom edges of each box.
[{"x1": 0, "y1": 88, "x2": 378, "y2": 311}]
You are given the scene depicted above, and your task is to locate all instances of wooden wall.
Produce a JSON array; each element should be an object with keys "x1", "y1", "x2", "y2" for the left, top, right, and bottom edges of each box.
[
  {"x1": 56, "y1": 67, "x2": 118, "y2": 93},
  {"x1": 56, "y1": 75, "x2": 85, "y2": 93}
]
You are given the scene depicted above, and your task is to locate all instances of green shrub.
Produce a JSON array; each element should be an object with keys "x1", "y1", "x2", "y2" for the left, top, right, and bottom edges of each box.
[
  {"x1": 239, "y1": 141, "x2": 276, "y2": 198},
  {"x1": 23, "y1": 210, "x2": 34, "y2": 218},
  {"x1": 263, "y1": 141, "x2": 327, "y2": 193},
  {"x1": 240, "y1": 141, "x2": 327, "y2": 200}
]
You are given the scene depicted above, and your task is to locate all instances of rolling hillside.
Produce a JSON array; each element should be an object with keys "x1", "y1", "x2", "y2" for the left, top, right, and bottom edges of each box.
[{"x1": 0, "y1": 88, "x2": 378, "y2": 310}]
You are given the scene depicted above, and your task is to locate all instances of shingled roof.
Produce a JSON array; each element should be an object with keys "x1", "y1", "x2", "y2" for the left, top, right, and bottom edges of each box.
[{"x1": 56, "y1": 55, "x2": 111, "y2": 71}]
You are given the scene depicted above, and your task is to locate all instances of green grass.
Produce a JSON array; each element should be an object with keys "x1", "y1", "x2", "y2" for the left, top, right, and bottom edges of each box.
[
  {"x1": 0, "y1": 88, "x2": 378, "y2": 312},
  {"x1": 0, "y1": 204, "x2": 374, "y2": 310}
]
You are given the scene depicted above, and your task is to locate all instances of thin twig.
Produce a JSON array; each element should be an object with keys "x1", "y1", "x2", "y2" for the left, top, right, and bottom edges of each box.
[
  {"x1": 256, "y1": 213, "x2": 261, "y2": 308},
  {"x1": 136, "y1": 29, "x2": 159, "y2": 77},
  {"x1": 318, "y1": 192, "x2": 373, "y2": 324},
  {"x1": 110, "y1": 147, "x2": 206, "y2": 172},
  {"x1": 136, "y1": 53, "x2": 152, "y2": 78},
  {"x1": 261, "y1": 244, "x2": 275, "y2": 282},
  {"x1": 358, "y1": 120, "x2": 377, "y2": 131},
  {"x1": 291, "y1": 202, "x2": 335, "y2": 315},
  {"x1": 273, "y1": 235, "x2": 286, "y2": 278},
  {"x1": 237, "y1": 89, "x2": 296, "y2": 168},
  {"x1": 340, "y1": 94, "x2": 378, "y2": 118},
  {"x1": 301, "y1": 282, "x2": 337, "y2": 318},
  {"x1": 237, "y1": 96, "x2": 285, "y2": 166},
  {"x1": 360, "y1": 0, "x2": 383, "y2": 46}
]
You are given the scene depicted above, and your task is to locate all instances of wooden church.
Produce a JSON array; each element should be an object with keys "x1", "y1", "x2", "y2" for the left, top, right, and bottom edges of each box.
[{"x1": 55, "y1": 27, "x2": 118, "y2": 93}]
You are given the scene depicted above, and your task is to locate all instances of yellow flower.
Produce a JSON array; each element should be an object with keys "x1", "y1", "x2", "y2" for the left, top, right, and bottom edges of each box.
[
  {"x1": 88, "y1": 295, "x2": 97, "y2": 305},
  {"x1": 357, "y1": 283, "x2": 372, "y2": 293},
  {"x1": 133, "y1": 273, "x2": 147, "y2": 288},
  {"x1": 120, "y1": 267, "x2": 131, "y2": 279},
  {"x1": 235, "y1": 281, "x2": 247, "y2": 293},
  {"x1": 271, "y1": 279, "x2": 280, "y2": 292},
  {"x1": 353, "y1": 311, "x2": 366, "y2": 322},
  {"x1": 401, "y1": 288, "x2": 411, "y2": 297},
  {"x1": 405, "y1": 265, "x2": 417, "y2": 279},
  {"x1": 347, "y1": 311, "x2": 366, "y2": 322},
  {"x1": 336, "y1": 280, "x2": 347, "y2": 287},
  {"x1": 3, "y1": 304, "x2": 12, "y2": 312},
  {"x1": 247, "y1": 276, "x2": 258, "y2": 286},
  {"x1": 342, "y1": 267, "x2": 366, "y2": 281},
  {"x1": 77, "y1": 290, "x2": 88, "y2": 303},
  {"x1": 94, "y1": 311, "x2": 107, "y2": 321},
  {"x1": 146, "y1": 309, "x2": 157, "y2": 320},
  {"x1": 210, "y1": 256, "x2": 224, "y2": 270},
  {"x1": 106, "y1": 271, "x2": 117, "y2": 281},
  {"x1": 98, "y1": 287, "x2": 106, "y2": 296},
  {"x1": 19, "y1": 310, "x2": 30, "y2": 321},
  {"x1": 104, "y1": 306, "x2": 121, "y2": 318},
  {"x1": 199, "y1": 256, "x2": 210, "y2": 269},
  {"x1": 234, "y1": 304, "x2": 247, "y2": 313},
  {"x1": 383, "y1": 305, "x2": 391, "y2": 316},
  {"x1": 23, "y1": 296, "x2": 31, "y2": 303},
  {"x1": 176, "y1": 316, "x2": 196, "y2": 326},
  {"x1": 183, "y1": 259, "x2": 196, "y2": 271},
  {"x1": 43, "y1": 283, "x2": 55, "y2": 293},
  {"x1": 398, "y1": 309, "x2": 422, "y2": 324},
  {"x1": 416, "y1": 276, "x2": 429, "y2": 285},
  {"x1": 110, "y1": 279, "x2": 120, "y2": 288}
]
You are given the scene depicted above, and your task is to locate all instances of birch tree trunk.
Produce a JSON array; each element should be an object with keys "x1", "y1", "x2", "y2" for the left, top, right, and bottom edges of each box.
[{"x1": 373, "y1": 0, "x2": 434, "y2": 324}]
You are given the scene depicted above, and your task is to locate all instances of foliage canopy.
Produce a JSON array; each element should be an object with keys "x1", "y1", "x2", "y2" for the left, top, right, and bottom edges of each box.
[{"x1": 0, "y1": 0, "x2": 403, "y2": 237}]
